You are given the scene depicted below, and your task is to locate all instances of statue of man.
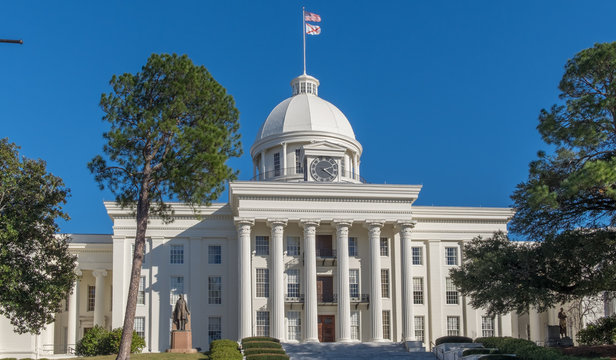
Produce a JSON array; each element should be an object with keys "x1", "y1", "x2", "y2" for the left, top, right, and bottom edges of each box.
[
  {"x1": 173, "y1": 294, "x2": 190, "y2": 331},
  {"x1": 558, "y1": 307, "x2": 567, "y2": 338}
]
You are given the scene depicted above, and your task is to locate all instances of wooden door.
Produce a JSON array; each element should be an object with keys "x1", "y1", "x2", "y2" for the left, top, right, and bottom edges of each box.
[
  {"x1": 318, "y1": 315, "x2": 336, "y2": 342},
  {"x1": 316, "y1": 234, "x2": 333, "y2": 257},
  {"x1": 317, "y1": 276, "x2": 333, "y2": 303}
]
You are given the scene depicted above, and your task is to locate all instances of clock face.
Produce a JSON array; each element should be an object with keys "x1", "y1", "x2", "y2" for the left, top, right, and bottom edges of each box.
[{"x1": 310, "y1": 156, "x2": 339, "y2": 182}]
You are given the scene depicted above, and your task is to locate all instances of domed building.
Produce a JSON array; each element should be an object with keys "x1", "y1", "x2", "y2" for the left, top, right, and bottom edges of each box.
[{"x1": 1, "y1": 74, "x2": 603, "y2": 358}]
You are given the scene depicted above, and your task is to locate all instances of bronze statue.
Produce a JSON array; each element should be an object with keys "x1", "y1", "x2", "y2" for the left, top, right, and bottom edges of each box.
[
  {"x1": 173, "y1": 294, "x2": 190, "y2": 330},
  {"x1": 558, "y1": 307, "x2": 567, "y2": 338}
]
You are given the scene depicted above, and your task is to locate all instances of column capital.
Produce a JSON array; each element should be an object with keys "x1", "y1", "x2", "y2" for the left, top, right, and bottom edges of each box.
[
  {"x1": 364, "y1": 220, "x2": 385, "y2": 230},
  {"x1": 333, "y1": 219, "x2": 353, "y2": 228},
  {"x1": 75, "y1": 268, "x2": 83, "y2": 277},
  {"x1": 92, "y1": 269, "x2": 108, "y2": 278},
  {"x1": 396, "y1": 220, "x2": 417, "y2": 232},
  {"x1": 300, "y1": 219, "x2": 321, "y2": 228},
  {"x1": 234, "y1": 217, "x2": 255, "y2": 227},
  {"x1": 266, "y1": 218, "x2": 288, "y2": 228}
]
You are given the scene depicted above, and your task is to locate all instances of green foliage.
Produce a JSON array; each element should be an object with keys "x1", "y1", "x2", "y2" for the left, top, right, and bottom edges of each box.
[
  {"x1": 452, "y1": 42, "x2": 616, "y2": 313},
  {"x1": 243, "y1": 348, "x2": 287, "y2": 356},
  {"x1": 577, "y1": 315, "x2": 616, "y2": 345},
  {"x1": 475, "y1": 337, "x2": 594, "y2": 360},
  {"x1": 434, "y1": 335, "x2": 473, "y2": 346},
  {"x1": 462, "y1": 348, "x2": 499, "y2": 356},
  {"x1": 209, "y1": 339, "x2": 242, "y2": 360},
  {"x1": 242, "y1": 336, "x2": 280, "y2": 343},
  {"x1": 0, "y1": 138, "x2": 75, "y2": 334},
  {"x1": 75, "y1": 326, "x2": 145, "y2": 356},
  {"x1": 242, "y1": 341, "x2": 283, "y2": 349},
  {"x1": 244, "y1": 355, "x2": 289, "y2": 360}
]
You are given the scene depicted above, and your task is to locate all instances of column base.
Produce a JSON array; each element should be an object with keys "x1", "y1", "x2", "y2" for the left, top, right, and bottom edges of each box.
[
  {"x1": 304, "y1": 338, "x2": 320, "y2": 343},
  {"x1": 371, "y1": 338, "x2": 389, "y2": 343},
  {"x1": 336, "y1": 338, "x2": 354, "y2": 343}
]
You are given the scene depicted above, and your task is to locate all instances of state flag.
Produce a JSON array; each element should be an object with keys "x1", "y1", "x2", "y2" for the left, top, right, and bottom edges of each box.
[{"x1": 306, "y1": 23, "x2": 321, "y2": 35}]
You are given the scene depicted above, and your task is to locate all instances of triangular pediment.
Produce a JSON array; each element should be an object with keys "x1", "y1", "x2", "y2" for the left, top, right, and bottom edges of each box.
[{"x1": 302, "y1": 141, "x2": 346, "y2": 152}]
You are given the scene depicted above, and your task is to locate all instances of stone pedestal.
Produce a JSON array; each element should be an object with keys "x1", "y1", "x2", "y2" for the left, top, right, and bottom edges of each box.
[{"x1": 167, "y1": 330, "x2": 197, "y2": 353}]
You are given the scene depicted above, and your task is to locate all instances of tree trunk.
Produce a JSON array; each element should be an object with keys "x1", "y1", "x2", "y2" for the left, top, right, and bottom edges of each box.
[{"x1": 116, "y1": 175, "x2": 150, "y2": 360}]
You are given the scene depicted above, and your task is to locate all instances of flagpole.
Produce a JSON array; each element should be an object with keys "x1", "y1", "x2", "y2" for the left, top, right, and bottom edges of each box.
[{"x1": 302, "y1": 6, "x2": 306, "y2": 75}]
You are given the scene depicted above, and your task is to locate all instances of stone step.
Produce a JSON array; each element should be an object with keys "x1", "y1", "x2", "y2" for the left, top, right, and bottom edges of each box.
[{"x1": 282, "y1": 342, "x2": 437, "y2": 360}]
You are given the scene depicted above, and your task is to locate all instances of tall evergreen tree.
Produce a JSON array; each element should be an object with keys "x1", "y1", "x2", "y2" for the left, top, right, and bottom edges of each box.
[{"x1": 89, "y1": 53, "x2": 241, "y2": 360}]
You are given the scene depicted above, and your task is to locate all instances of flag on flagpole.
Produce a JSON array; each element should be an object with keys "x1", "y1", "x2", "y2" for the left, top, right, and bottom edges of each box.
[
  {"x1": 306, "y1": 23, "x2": 321, "y2": 35},
  {"x1": 304, "y1": 11, "x2": 321, "y2": 22}
]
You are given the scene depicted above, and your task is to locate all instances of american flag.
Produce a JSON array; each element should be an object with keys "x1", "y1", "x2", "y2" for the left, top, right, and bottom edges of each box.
[
  {"x1": 305, "y1": 23, "x2": 321, "y2": 35},
  {"x1": 304, "y1": 11, "x2": 321, "y2": 22}
]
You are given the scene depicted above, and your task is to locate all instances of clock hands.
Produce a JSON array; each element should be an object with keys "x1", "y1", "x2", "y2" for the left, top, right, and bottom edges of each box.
[{"x1": 322, "y1": 167, "x2": 335, "y2": 177}]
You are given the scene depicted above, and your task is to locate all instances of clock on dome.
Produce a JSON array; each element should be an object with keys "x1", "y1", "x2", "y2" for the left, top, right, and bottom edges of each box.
[{"x1": 310, "y1": 156, "x2": 339, "y2": 182}]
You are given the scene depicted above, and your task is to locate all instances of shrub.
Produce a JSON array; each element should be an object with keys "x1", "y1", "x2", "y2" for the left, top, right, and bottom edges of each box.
[
  {"x1": 209, "y1": 339, "x2": 242, "y2": 360},
  {"x1": 245, "y1": 355, "x2": 290, "y2": 360},
  {"x1": 210, "y1": 339, "x2": 239, "y2": 350},
  {"x1": 244, "y1": 348, "x2": 287, "y2": 356},
  {"x1": 475, "y1": 337, "x2": 593, "y2": 360},
  {"x1": 463, "y1": 348, "x2": 499, "y2": 356},
  {"x1": 478, "y1": 356, "x2": 516, "y2": 360},
  {"x1": 577, "y1": 314, "x2": 616, "y2": 345},
  {"x1": 74, "y1": 325, "x2": 145, "y2": 356},
  {"x1": 435, "y1": 335, "x2": 473, "y2": 345},
  {"x1": 242, "y1": 341, "x2": 283, "y2": 349},
  {"x1": 242, "y1": 336, "x2": 280, "y2": 343}
]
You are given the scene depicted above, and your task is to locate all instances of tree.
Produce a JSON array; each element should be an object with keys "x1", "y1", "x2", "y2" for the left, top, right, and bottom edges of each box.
[
  {"x1": 451, "y1": 42, "x2": 616, "y2": 314},
  {"x1": 0, "y1": 138, "x2": 75, "y2": 334},
  {"x1": 88, "y1": 53, "x2": 241, "y2": 360}
]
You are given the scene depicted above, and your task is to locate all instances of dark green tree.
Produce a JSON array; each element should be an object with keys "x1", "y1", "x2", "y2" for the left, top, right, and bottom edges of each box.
[
  {"x1": 88, "y1": 53, "x2": 241, "y2": 360},
  {"x1": 451, "y1": 42, "x2": 616, "y2": 314},
  {"x1": 0, "y1": 138, "x2": 75, "y2": 334}
]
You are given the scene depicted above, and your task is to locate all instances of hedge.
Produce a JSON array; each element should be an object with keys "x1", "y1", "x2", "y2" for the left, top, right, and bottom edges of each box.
[
  {"x1": 242, "y1": 341, "x2": 283, "y2": 349},
  {"x1": 475, "y1": 337, "x2": 597, "y2": 360},
  {"x1": 245, "y1": 354, "x2": 290, "y2": 360},
  {"x1": 242, "y1": 336, "x2": 280, "y2": 343},
  {"x1": 244, "y1": 348, "x2": 287, "y2": 356},
  {"x1": 209, "y1": 339, "x2": 242, "y2": 360},
  {"x1": 210, "y1": 339, "x2": 239, "y2": 350},
  {"x1": 463, "y1": 348, "x2": 499, "y2": 356},
  {"x1": 435, "y1": 335, "x2": 473, "y2": 346}
]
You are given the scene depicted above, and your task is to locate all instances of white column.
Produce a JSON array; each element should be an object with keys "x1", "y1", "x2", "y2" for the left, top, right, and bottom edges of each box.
[
  {"x1": 335, "y1": 220, "x2": 353, "y2": 342},
  {"x1": 41, "y1": 321, "x2": 55, "y2": 355},
  {"x1": 281, "y1": 143, "x2": 287, "y2": 176},
  {"x1": 260, "y1": 152, "x2": 266, "y2": 180},
  {"x1": 367, "y1": 221, "x2": 385, "y2": 341},
  {"x1": 529, "y1": 308, "x2": 542, "y2": 344},
  {"x1": 236, "y1": 218, "x2": 255, "y2": 340},
  {"x1": 355, "y1": 154, "x2": 360, "y2": 179},
  {"x1": 67, "y1": 270, "x2": 81, "y2": 350},
  {"x1": 398, "y1": 220, "x2": 417, "y2": 341},
  {"x1": 93, "y1": 270, "x2": 108, "y2": 327},
  {"x1": 268, "y1": 219, "x2": 287, "y2": 340},
  {"x1": 301, "y1": 219, "x2": 320, "y2": 342}
]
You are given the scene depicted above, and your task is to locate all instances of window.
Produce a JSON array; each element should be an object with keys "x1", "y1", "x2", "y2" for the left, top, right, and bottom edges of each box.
[
  {"x1": 447, "y1": 316, "x2": 460, "y2": 336},
  {"x1": 208, "y1": 245, "x2": 222, "y2": 264},
  {"x1": 137, "y1": 276, "x2": 146, "y2": 305},
  {"x1": 208, "y1": 276, "x2": 222, "y2": 304},
  {"x1": 287, "y1": 311, "x2": 301, "y2": 341},
  {"x1": 170, "y1": 276, "x2": 184, "y2": 305},
  {"x1": 287, "y1": 236, "x2": 300, "y2": 256},
  {"x1": 414, "y1": 316, "x2": 425, "y2": 342},
  {"x1": 134, "y1": 317, "x2": 145, "y2": 339},
  {"x1": 274, "y1": 152, "x2": 281, "y2": 177},
  {"x1": 349, "y1": 269, "x2": 359, "y2": 299},
  {"x1": 381, "y1": 269, "x2": 390, "y2": 298},
  {"x1": 287, "y1": 269, "x2": 300, "y2": 298},
  {"x1": 341, "y1": 157, "x2": 346, "y2": 177},
  {"x1": 445, "y1": 247, "x2": 458, "y2": 266},
  {"x1": 446, "y1": 278, "x2": 459, "y2": 305},
  {"x1": 256, "y1": 236, "x2": 269, "y2": 256},
  {"x1": 295, "y1": 149, "x2": 303, "y2": 174},
  {"x1": 256, "y1": 268, "x2": 269, "y2": 298},
  {"x1": 413, "y1": 277, "x2": 424, "y2": 305},
  {"x1": 351, "y1": 311, "x2": 360, "y2": 340},
  {"x1": 208, "y1": 316, "x2": 222, "y2": 342},
  {"x1": 170, "y1": 244, "x2": 184, "y2": 264},
  {"x1": 380, "y1": 238, "x2": 389, "y2": 256},
  {"x1": 256, "y1": 311, "x2": 270, "y2": 336},
  {"x1": 412, "y1": 247, "x2": 422, "y2": 265},
  {"x1": 348, "y1": 237, "x2": 358, "y2": 257},
  {"x1": 382, "y1": 310, "x2": 391, "y2": 340},
  {"x1": 87, "y1": 286, "x2": 96, "y2": 311},
  {"x1": 482, "y1": 316, "x2": 495, "y2": 337}
]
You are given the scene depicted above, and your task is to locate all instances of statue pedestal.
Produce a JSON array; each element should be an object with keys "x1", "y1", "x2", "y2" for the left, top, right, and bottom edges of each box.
[{"x1": 167, "y1": 330, "x2": 197, "y2": 353}]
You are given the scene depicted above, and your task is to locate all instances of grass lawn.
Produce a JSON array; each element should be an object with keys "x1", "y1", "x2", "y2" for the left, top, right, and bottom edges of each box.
[{"x1": 58, "y1": 353, "x2": 209, "y2": 360}]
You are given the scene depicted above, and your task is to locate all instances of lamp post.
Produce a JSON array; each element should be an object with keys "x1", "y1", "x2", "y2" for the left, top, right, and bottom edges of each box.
[{"x1": 1, "y1": 39, "x2": 23, "y2": 44}]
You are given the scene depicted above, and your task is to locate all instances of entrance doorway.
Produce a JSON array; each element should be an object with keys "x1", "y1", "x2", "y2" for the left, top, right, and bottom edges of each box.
[
  {"x1": 317, "y1": 276, "x2": 334, "y2": 303},
  {"x1": 318, "y1": 315, "x2": 335, "y2": 342}
]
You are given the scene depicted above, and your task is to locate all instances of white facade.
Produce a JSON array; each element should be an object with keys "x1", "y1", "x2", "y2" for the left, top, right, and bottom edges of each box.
[{"x1": 2, "y1": 74, "x2": 612, "y2": 358}]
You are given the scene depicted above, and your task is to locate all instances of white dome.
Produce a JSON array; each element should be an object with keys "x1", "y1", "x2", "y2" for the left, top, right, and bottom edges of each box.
[{"x1": 255, "y1": 94, "x2": 356, "y2": 143}]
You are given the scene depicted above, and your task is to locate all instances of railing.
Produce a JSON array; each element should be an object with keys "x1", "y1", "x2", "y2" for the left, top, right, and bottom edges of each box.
[
  {"x1": 249, "y1": 167, "x2": 367, "y2": 183},
  {"x1": 350, "y1": 294, "x2": 369, "y2": 303},
  {"x1": 285, "y1": 294, "x2": 305, "y2": 302},
  {"x1": 316, "y1": 248, "x2": 336, "y2": 258},
  {"x1": 318, "y1": 293, "x2": 337, "y2": 304}
]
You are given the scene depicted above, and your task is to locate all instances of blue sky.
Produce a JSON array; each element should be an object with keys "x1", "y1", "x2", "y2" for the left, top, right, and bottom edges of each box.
[{"x1": 2, "y1": 1, "x2": 616, "y2": 234}]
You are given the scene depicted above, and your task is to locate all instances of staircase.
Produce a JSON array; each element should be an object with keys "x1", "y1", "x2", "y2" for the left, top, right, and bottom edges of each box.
[{"x1": 282, "y1": 342, "x2": 437, "y2": 360}]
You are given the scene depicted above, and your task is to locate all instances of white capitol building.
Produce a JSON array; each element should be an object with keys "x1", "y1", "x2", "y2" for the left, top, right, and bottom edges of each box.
[{"x1": 1, "y1": 73, "x2": 609, "y2": 358}]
